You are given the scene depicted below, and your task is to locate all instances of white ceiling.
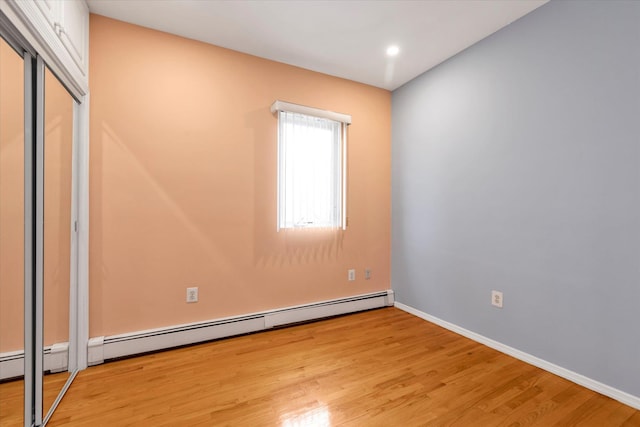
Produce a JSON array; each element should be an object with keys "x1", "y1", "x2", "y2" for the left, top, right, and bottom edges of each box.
[{"x1": 87, "y1": 0, "x2": 548, "y2": 91}]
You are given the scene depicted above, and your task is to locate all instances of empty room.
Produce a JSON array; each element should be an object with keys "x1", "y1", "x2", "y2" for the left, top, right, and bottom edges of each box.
[{"x1": 0, "y1": 0, "x2": 639, "y2": 426}]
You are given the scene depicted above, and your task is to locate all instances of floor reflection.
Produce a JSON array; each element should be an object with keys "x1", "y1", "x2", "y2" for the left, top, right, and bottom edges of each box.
[
  {"x1": 0, "y1": 377, "x2": 23, "y2": 426},
  {"x1": 0, "y1": 371, "x2": 71, "y2": 426},
  {"x1": 281, "y1": 404, "x2": 331, "y2": 427}
]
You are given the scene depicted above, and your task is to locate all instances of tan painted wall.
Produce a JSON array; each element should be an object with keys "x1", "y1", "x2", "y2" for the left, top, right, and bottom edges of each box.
[
  {"x1": 89, "y1": 15, "x2": 391, "y2": 337},
  {"x1": 0, "y1": 41, "x2": 73, "y2": 352},
  {"x1": 0, "y1": 39, "x2": 24, "y2": 352}
]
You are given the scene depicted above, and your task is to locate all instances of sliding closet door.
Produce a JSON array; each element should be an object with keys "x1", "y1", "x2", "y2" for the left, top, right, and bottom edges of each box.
[
  {"x1": 41, "y1": 65, "x2": 75, "y2": 422},
  {"x1": 29, "y1": 55, "x2": 80, "y2": 427},
  {"x1": 0, "y1": 36, "x2": 78, "y2": 427},
  {"x1": 1, "y1": 6, "x2": 84, "y2": 423},
  {"x1": 0, "y1": 32, "x2": 26, "y2": 427}
]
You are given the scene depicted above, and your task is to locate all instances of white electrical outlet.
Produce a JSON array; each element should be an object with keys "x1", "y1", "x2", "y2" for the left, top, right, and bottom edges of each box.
[
  {"x1": 348, "y1": 269, "x2": 356, "y2": 281},
  {"x1": 186, "y1": 287, "x2": 198, "y2": 303},
  {"x1": 364, "y1": 269, "x2": 372, "y2": 280},
  {"x1": 491, "y1": 290, "x2": 503, "y2": 308}
]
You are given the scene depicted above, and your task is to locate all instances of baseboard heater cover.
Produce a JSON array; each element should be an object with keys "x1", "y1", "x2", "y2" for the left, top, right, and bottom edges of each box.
[
  {"x1": 89, "y1": 290, "x2": 394, "y2": 365},
  {"x1": 0, "y1": 342, "x2": 69, "y2": 380}
]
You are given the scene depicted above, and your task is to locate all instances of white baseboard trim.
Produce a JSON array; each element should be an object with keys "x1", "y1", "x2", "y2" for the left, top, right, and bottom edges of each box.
[
  {"x1": 394, "y1": 302, "x2": 640, "y2": 411},
  {"x1": 88, "y1": 290, "x2": 394, "y2": 365},
  {"x1": 0, "y1": 342, "x2": 70, "y2": 380}
]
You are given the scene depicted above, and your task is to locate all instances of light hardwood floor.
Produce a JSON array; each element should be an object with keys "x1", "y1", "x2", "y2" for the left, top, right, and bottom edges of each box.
[
  {"x1": 0, "y1": 371, "x2": 73, "y2": 426},
  {"x1": 3, "y1": 308, "x2": 639, "y2": 426}
]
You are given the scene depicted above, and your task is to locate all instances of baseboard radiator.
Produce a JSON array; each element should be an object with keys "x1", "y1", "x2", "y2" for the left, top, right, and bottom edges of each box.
[
  {"x1": 0, "y1": 342, "x2": 69, "y2": 381},
  {"x1": 88, "y1": 290, "x2": 395, "y2": 366}
]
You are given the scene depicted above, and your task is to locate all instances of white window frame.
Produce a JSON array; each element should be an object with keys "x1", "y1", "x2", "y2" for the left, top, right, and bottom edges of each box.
[{"x1": 271, "y1": 101, "x2": 351, "y2": 231}]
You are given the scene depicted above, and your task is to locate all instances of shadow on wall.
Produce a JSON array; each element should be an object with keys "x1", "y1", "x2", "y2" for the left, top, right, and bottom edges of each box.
[
  {"x1": 92, "y1": 121, "x2": 256, "y2": 265},
  {"x1": 91, "y1": 122, "x2": 255, "y2": 331},
  {"x1": 246, "y1": 106, "x2": 345, "y2": 268}
]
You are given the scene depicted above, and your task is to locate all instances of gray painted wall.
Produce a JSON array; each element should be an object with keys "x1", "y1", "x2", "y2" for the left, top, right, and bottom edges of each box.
[{"x1": 392, "y1": 0, "x2": 640, "y2": 397}]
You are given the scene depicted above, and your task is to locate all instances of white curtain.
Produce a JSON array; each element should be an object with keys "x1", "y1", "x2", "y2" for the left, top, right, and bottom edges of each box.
[{"x1": 278, "y1": 111, "x2": 342, "y2": 229}]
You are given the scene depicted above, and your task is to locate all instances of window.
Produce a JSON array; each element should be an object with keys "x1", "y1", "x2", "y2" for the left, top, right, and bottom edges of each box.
[{"x1": 271, "y1": 101, "x2": 351, "y2": 230}]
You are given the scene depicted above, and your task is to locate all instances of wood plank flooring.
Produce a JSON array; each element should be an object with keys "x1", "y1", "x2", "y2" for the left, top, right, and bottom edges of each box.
[
  {"x1": 0, "y1": 371, "x2": 73, "y2": 426},
  {"x1": 3, "y1": 308, "x2": 639, "y2": 426}
]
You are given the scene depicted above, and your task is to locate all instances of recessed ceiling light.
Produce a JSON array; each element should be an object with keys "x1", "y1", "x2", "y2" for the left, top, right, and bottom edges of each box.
[{"x1": 386, "y1": 45, "x2": 400, "y2": 57}]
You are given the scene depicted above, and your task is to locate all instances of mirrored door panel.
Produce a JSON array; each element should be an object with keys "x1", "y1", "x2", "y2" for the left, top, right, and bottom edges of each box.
[
  {"x1": 0, "y1": 33, "x2": 25, "y2": 427},
  {"x1": 1, "y1": 18, "x2": 80, "y2": 427},
  {"x1": 42, "y1": 65, "x2": 74, "y2": 419}
]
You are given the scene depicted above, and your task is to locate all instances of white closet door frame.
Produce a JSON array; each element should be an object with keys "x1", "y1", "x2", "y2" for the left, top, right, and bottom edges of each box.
[
  {"x1": 23, "y1": 49, "x2": 35, "y2": 427},
  {"x1": 34, "y1": 54, "x2": 45, "y2": 427}
]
